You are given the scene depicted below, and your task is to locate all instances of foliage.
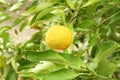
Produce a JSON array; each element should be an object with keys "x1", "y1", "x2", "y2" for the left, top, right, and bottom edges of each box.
[{"x1": 0, "y1": 0, "x2": 120, "y2": 80}]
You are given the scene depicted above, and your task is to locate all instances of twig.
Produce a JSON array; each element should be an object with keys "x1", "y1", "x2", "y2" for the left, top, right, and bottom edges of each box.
[
  {"x1": 90, "y1": 10, "x2": 120, "y2": 32},
  {"x1": 68, "y1": 2, "x2": 82, "y2": 23}
]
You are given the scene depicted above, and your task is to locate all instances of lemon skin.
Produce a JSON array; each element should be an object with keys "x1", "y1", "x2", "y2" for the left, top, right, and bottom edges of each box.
[{"x1": 45, "y1": 25, "x2": 72, "y2": 50}]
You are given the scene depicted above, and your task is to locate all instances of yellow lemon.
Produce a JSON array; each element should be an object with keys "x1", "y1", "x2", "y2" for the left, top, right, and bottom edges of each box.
[{"x1": 45, "y1": 25, "x2": 72, "y2": 50}]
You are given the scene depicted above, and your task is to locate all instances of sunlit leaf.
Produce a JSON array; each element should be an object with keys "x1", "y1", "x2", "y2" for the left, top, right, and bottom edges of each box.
[
  {"x1": 31, "y1": 61, "x2": 56, "y2": 73},
  {"x1": 36, "y1": 8, "x2": 55, "y2": 20},
  {"x1": 42, "y1": 13, "x2": 61, "y2": 21},
  {"x1": 0, "y1": 26, "x2": 11, "y2": 34},
  {"x1": 66, "y1": 0, "x2": 75, "y2": 9},
  {"x1": 19, "y1": 20, "x2": 27, "y2": 32},
  {"x1": 82, "y1": 0, "x2": 100, "y2": 8},
  {"x1": 94, "y1": 59, "x2": 116, "y2": 79},
  {"x1": 22, "y1": 1, "x2": 38, "y2": 16},
  {"x1": 10, "y1": 57, "x2": 17, "y2": 72},
  {"x1": 42, "y1": 68, "x2": 79, "y2": 80},
  {"x1": 0, "y1": 12, "x2": 11, "y2": 23},
  {"x1": 90, "y1": 41, "x2": 119, "y2": 69},
  {"x1": 9, "y1": 2, "x2": 24, "y2": 11},
  {"x1": 76, "y1": 19, "x2": 96, "y2": 31},
  {"x1": 12, "y1": 17, "x2": 24, "y2": 26},
  {"x1": 89, "y1": 33, "x2": 100, "y2": 46},
  {"x1": 5, "y1": 65, "x2": 17, "y2": 80},
  {"x1": 36, "y1": 2, "x2": 55, "y2": 12},
  {"x1": 27, "y1": 50, "x2": 85, "y2": 69},
  {"x1": 0, "y1": 7, "x2": 5, "y2": 11},
  {"x1": 0, "y1": 0, "x2": 8, "y2": 5},
  {"x1": 95, "y1": 41, "x2": 119, "y2": 62},
  {"x1": 52, "y1": 9, "x2": 65, "y2": 20}
]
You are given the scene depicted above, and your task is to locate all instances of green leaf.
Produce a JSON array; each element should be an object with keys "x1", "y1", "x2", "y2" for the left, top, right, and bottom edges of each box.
[
  {"x1": 12, "y1": 17, "x2": 24, "y2": 26},
  {"x1": 76, "y1": 19, "x2": 95, "y2": 31},
  {"x1": 22, "y1": 1, "x2": 38, "y2": 16},
  {"x1": 10, "y1": 57, "x2": 17, "y2": 72},
  {"x1": 22, "y1": 6, "x2": 36, "y2": 16},
  {"x1": 26, "y1": 43, "x2": 40, "y2": 49},
  {"x1": 41, "y1": 13, "x2": 61, "y2": 21},
  {"x1": 52, "y1": 9, "x2": 65, "y2": 19},
  {"x1": 31, "y1": 13, "x2": 61, "y2": 24},
  {"x1": 29, "y1": 8, "x2": 55, "y2": 25},
  {"x1": 65, "y1": 23, "x2": 75, "y2": 54},
  {"x1": 27, "y1": 50, "x2": 85, "y2": 69},
  {"x1": 0, "y1": 15, "x2": 11, "y2": 23},
  {"x1": 73, "y1": 50, "x2": 86, "y2": 58},
  {"x1": 90, "y1": 41, "x2": 119, "y2": 69},
  {"x1": 19, "y1": 69, "x2": 41, "y2": 78},
  {"x1": 94, "y1": 41, "x2": 119, "y2": 62},
  {"x1": 18, "y1": 0, "x2": 24, "y2": 2},
  {"x1": 19, "y1": 20, "x2": 27, "y2": 32},
  {"x1": 42, "y1": 68, "x2": 78, "y2": 80},
  {"x1": 0, "y1": 27, "x2": 11, "y2": 48},
  {"x1": 0, "y1": 26, "x2": 11, "y2": 34},
  {"x1": 82, "y1": 0, "x2": 100, "y2": 8},
  {"x1": 0, "y1": 56, "x2": 6, "y2": 67},
  {"x1": 0, "y1": 12, "x2": 11, "y2": 23},
  {"x1": 36, "y1": 2, "x2": 55, "y2": 12},
  {"x1": 0, "y1": 32, "x2": 10, "y2": 48},
  {"x1": 94, "y1": 59, "x2": 115, "y2": 79},
  {"x1": 66, "y1": 0, "x2": 75, "y2": 9},
  {"x1": 9, "y1": 2, "x2": 24, "y2": 11},
  {"x1": 89, "y1": 33, "x2": 100, "y2": 46},
  {"x1": 19, "y1": 63, "x2": 63, "y2": 78},
  {"x1": 19, "y1": 68, "x2": 78, "y2": 80},
  {"x1": 36, "y1": 8, "x2": 55, "y2": 20},
  {"x1": 29, "y1": 13, "x2": 39, "y2": 25},
  {"x1": 5, "y1": 69, "x2": 17, "y2": 80},
  {"x1": 0, "y1": 7, "x2": 5, "y2": 11},
  {"x1": 105, "y1": 13, "x2": 120, "y2": 28},
  {"x1": 31, "y1": 61, "x2": 56, "y2": 73},
  {"x1": 0, "y1": 0, "x2": 8, "y2": 5}
]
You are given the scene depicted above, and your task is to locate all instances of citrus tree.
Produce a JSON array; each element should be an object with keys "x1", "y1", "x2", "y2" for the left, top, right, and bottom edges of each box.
[{"x1": 0, "y1": 0, "x2": 120, "y2": 80}]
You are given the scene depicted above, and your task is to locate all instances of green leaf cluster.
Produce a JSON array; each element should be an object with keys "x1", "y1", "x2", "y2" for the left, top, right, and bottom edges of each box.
[{"x1": 0, "y1": 0, "x2": 120, "y2": 80}]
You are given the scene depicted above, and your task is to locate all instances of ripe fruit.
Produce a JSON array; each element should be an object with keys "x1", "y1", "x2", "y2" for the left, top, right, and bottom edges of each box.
[{"x1": 45, "y1": 25, "x2": 72, "y2": 50}]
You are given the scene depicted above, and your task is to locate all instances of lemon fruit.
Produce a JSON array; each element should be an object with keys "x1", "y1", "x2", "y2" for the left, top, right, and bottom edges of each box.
[{"x1": 45, "y1": 25, "x2": 72, "y2": 50}]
